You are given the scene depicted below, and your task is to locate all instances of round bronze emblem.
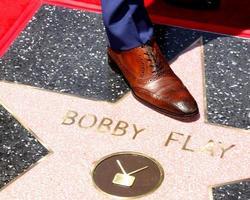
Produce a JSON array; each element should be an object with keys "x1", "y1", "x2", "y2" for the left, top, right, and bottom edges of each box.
[{"x1": 92, "y1": 152, "x2": 164, "y2": 198}]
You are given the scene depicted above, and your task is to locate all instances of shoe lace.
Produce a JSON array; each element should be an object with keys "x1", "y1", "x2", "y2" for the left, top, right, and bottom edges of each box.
[{"x1": 143, "y1": 41, "x2": 164, "y2": 74}]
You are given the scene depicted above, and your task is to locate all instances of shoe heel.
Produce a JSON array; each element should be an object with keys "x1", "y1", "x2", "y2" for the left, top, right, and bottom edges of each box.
[{"x1": 108, "y1": 55, "x2": 122, "y2": 74}]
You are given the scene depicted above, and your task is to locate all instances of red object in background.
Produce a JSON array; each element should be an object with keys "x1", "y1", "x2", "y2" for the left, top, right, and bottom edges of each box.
[
  {"x1": 0, "y1": 0, "x2": 41, "y2": 57},
  {"x1": 147, "y1": 0, "x2": 250, "y2": 37},
  {"x1": 0, "y1": 0, "x2": 250, "y2": 57}
]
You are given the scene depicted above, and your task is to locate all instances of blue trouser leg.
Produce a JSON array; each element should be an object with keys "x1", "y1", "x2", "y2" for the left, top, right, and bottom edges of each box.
[{"x1": 101, "y1": 0, "x2": 154, "y2": 51}]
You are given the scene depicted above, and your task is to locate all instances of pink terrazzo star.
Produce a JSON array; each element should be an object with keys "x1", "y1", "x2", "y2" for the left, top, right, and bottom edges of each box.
[{"x1": 0, "y1": 39, "x2": 249, "y2": 200}]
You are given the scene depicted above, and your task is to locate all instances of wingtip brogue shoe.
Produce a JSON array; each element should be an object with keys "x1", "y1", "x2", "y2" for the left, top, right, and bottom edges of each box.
[{"x1": 108, "y1": 39, "x2": 199, "y2": 121}]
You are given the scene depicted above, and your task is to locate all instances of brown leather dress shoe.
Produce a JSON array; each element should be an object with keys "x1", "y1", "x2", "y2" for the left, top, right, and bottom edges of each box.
[{"x1": 108, "y1": 39, "x2": 199, "y2": 121}]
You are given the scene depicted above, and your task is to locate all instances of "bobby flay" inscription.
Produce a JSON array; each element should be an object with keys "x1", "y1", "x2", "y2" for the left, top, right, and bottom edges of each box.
[{"x1": 62, "y1": 110, "x2": 236, "y2": 159}]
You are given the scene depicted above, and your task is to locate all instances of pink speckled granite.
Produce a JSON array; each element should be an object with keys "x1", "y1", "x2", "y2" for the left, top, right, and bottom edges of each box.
[{"x1": 0, "y1": 40, "x2": 249, "y2": 200}]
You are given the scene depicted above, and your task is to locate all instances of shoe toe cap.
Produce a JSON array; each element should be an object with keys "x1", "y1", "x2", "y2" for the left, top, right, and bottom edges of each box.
[{"x1": 174, "y1": 100, "x2": 198, "y2": 115}]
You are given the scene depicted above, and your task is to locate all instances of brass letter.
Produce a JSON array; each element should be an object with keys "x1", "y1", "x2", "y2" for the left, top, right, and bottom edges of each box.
[
  {"x1": 98, "y1": 117, "x2": 113, "y2": 133},
  {"x1": 219, "y1": 143, "x2": 236, "y2": 159},
  {"x1": 112, "y1": 121, "x2": 129, "y2": 136},
  {"x1": 165, "y1": 132, "x2": 184, "y2": 146},
  {"x1": 182, "y1": 135, "x2": 195, "y2": 152},
  {"x1": 200, "y1": 140, "x2": 216, "y2": 157},
  {"x1": 62, "y1": 110, "x2": 78, "y2": 125},
  {"x1": 78, "y1": 114, "x2": 97, "y2": 128},
  {"x1": 132, "y1": 124, "x2": 145, "y2": 139}
]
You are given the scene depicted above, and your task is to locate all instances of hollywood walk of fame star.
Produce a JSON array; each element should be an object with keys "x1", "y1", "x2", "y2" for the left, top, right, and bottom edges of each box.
[{"x1": 0, "y1": 39, "x2": 249, "y2": 200}]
